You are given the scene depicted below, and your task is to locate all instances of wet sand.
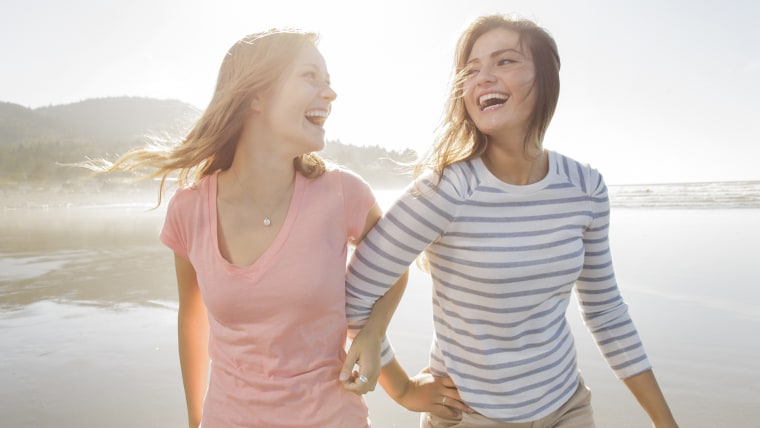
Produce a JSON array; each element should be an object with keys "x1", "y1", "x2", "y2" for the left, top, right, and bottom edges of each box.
[{"x1": 1, "y1": 197, "x2": 758, "y2": 427}]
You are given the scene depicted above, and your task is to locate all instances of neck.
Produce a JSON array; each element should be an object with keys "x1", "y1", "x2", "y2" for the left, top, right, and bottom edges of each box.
[
  {"x1": 482, "y1": 144, "x2": 547, "y2": 186},
  {"x1": 220, "y1": 161, "x2": 296, "y2": 228},
  {"x1": 227, "y1": 134, "x2": 298, "y2": 199},
  {"x1": 227, "y1": 161, "x2": 295, "y2": 201}
]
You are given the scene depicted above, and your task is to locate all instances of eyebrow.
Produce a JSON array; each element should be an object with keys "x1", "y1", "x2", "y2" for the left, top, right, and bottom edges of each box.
[
  {"x1": 300, "y1": 62, "x2": 331, "y2": 82},
  {"x1": 466, "y1": 48, "x2": 523, "y2": 65}
]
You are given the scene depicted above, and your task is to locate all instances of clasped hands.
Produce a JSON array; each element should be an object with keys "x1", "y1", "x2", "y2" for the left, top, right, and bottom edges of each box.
[{"x1": 340, "y1": 330, "x2": 473, "y2": 418}]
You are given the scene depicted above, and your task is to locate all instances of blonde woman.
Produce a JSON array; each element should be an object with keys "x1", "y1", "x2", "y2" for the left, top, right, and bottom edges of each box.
[
  {"x1": 98, "y1": 29, "x2": 405, "y2": 427},
  {"x1": 347, "y1": 15, "x2": 679, "y2": 428}
]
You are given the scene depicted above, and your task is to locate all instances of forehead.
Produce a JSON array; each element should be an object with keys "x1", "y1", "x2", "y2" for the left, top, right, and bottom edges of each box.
[
  {"x1": 291, "y1": 43, "x2": 328, "y2": 71},
  {"x1": 467, "y1": 28, "x2": 526, "y2": 61}
]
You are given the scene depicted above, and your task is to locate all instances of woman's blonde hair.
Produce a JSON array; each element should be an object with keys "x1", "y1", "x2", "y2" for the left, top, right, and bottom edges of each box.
[
  {"x1": 416, "y1": 14, "x2": 561, "y2": 184},
  {"x1": 96, "y1": 28, "x2": 326, "y2": 204}
]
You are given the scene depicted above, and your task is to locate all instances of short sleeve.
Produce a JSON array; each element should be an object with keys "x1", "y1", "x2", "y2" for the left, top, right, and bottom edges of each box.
[
  {"x1": 160, "y1": 189, "x2": 189, "y2": 260},
  {"x1": 338, "y1": 168, "x2": 376, "y2": 241}
]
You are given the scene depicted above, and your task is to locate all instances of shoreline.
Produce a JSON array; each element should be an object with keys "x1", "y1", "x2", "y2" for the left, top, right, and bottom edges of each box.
[{"x1": 4, "y1": 180, "x2": 760, "y2": 210}]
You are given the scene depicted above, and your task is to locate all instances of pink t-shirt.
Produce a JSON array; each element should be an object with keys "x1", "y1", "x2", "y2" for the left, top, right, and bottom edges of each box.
[{"x1": 161, "y1": 168, "x2": 375, "y2": 428}]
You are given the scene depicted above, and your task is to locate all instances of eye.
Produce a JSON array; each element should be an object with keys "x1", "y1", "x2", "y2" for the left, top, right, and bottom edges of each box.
[
  {"x1": 498, "y1": 58, "x2": 517, "y2": 66},
  {"x1": 303, "y1": 70, "x2": 317, "y2": 79},
  {"x1": 463, "y1": 66, "x2": 479, "y2": 77}
]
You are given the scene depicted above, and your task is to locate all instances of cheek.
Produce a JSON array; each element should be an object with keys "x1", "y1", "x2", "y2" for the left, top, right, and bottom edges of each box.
[
  {"x1": 461, "y1": 86, "x2": 478, "y2": 113},
  {"x1": 514, "y1": 70, "x2": 536, "y2": 98}
]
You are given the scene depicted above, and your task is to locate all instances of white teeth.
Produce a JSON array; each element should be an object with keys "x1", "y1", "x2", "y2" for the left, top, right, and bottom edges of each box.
[
  {"x1": 305, "y1": 110, "x2": 328, "y2": 118},
  {"x1": 305, "y1": 109, "x2": 328, "y2": 126},
  {"x1": 478, "y1": 93, "x2": 508, "y2": 108}
]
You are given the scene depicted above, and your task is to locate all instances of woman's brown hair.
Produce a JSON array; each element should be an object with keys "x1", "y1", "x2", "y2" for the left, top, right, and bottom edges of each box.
[{"x1": 416, "y1": 14, "x2": 561, "y2": 184}]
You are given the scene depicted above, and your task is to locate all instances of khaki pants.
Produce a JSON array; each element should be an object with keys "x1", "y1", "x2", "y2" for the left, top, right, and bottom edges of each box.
[{"x1": 421, "y1": 380, "x2": 595, "y2": 428}]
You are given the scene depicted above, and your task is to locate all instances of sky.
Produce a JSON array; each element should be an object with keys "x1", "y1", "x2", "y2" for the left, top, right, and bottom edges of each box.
[{"x1": 1, "y1": 0, "x2": 758, "y2": 184}]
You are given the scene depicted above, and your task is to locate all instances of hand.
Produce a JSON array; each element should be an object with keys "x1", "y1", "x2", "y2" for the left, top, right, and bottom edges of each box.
[
  {"x1": 397, "y1": 368, "x2": 473, "y2": 418},
  {"x1": 339, "y1": 329, "x2": 381, "y2": 395}
]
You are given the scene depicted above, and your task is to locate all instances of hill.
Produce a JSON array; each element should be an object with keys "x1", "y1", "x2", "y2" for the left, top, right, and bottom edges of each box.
[
  {"x1": 0, "y1": 97, "x2": 415, "y2": 190},
  {"x1": 0, "y1": 97, "x2": 198, "y2": 146}
]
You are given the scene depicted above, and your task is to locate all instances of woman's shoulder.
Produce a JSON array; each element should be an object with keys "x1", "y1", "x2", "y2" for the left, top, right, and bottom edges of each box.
[
  {"x1": 321, "y1": 164, "x2": 373, "y2": 191},
  {"x1": 400, "y1": 161, "x2": 475, "y2": 204},
  {"x1": 166, "y1": 174, "x2": 213, "y2": 209},
  {"x1": 549, "y1": 150, "x2": 605, "y2": 194},
  {"x1": 324, "y1": 164, "x2": 367, "y2": 182}
]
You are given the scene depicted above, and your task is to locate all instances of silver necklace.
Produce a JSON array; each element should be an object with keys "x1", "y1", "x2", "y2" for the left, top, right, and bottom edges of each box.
[{"x1": 231, "y1": 169, "x2": 293, "y2": 227}]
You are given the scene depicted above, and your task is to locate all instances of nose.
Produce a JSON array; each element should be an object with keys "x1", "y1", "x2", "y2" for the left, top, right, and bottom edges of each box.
[
  {"x1": 322, "y1": 82, "x2": 337, "y2": 102},
  {"x1": 475, "y1": 64, "x2": 496, "y2": 85}
]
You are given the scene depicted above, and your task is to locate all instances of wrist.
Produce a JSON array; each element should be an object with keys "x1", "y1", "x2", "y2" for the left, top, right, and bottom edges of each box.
[
  {"x1": 394, "y1": 377, "x2": 413, "y2": 404},
  {"x1": 651, "y1": 414, "x2": 678, "y2": 428},
  {"x1": 359, "y1": 319, "x2": 387, "y2": 341}
]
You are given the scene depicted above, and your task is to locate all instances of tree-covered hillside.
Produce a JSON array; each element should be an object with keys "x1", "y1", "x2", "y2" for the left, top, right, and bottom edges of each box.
[{"x1": 0, "y1": 97, "x2": 415, "y2": 189}]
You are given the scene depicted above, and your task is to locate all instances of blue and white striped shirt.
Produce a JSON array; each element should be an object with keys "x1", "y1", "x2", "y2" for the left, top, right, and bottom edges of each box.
[{"x1": 346, "y1": 151, "x2": 651, "y2": 422}]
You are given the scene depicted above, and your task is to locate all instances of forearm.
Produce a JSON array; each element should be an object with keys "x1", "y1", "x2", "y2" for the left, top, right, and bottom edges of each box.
[
  {"x1": 623, "y1": 369, "x2": 678, "y2": 427},
  {"x1": 378, "y1": 357, "x2": 412, "y2": 403},
  {"x1": 178, "y1": 307, "x2": 210, "y2": 428},
  {"x1": 359, "y1": 270, "x2": 408, "y2": 341},
  {"x1": 379, "y1": 362, "x2": 472, "y2": 417},
  {"x1": 174, "y1": 254, "x2": 209, "y2": 427},
  {"x1": 341, "y1": 271, "x2": 408, "y2": 393}
]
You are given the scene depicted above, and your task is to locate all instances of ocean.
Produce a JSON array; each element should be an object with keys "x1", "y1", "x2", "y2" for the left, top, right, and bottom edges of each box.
[{"x1": 1, "y1": 181, "x2": 758, "y2": 427}]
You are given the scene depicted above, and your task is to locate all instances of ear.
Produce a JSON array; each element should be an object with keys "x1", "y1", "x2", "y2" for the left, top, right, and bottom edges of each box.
[{"x1": 249, "y1": 94, "x2": 263, "y2": 112}]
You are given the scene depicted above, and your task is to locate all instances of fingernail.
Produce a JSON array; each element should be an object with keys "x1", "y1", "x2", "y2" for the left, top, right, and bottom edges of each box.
[{"x1": 339, "y1": 372, "x2": 348, "y2": 381}]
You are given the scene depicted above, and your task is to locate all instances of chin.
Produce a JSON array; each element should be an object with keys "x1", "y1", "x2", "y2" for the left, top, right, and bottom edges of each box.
[{"x1": 304, "y1": 138, "x2": 325, "y2": 154}]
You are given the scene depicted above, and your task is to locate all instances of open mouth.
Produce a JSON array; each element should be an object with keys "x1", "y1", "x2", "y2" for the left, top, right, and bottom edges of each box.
[
  {"x1": 305, "y1": 109, "x2": 329, "y2": 126},
  {"x1": 478, "y1": 93, "x2": 508, "y2": 111}
]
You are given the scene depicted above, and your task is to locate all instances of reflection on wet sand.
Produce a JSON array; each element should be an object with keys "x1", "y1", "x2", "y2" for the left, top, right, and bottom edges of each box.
[
  {"x1": 0, "y1": 203, "x2": 187, "y2": 427},
  {"x1": 1, "y1": 200, "x2": 759, "y2": 427},
  {"x1": 1, "y1": 205, "x2": 175, "y2": 308}
]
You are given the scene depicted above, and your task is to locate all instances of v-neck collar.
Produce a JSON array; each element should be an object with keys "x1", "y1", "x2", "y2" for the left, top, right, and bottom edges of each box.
[{"x1": 209, "y1": 171, "x2": 305, "y2": 273}]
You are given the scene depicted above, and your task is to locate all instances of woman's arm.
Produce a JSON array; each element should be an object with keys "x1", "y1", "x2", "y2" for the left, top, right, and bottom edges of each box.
[
  {"x1": 378, "y1": 361, "x2": 472, "y2": 418},
  {"x1": 174, "y1": 253, "x2": 210, "y2": 428},
  {"x1": 341, "y1": 270, "x2": 408, "y2": 394},
  {"x1": 578, "y1": 173, "x2": 677, "y2": 427},
  {"x1": 623, "y1": 370, "x2": 678, "y2": 428},
  {"x1": 341, "y1": 203, "x2": 408, "y2": 394},
  {"x1": 342, "y1": 175, "x2": 464, "y2": 395}
]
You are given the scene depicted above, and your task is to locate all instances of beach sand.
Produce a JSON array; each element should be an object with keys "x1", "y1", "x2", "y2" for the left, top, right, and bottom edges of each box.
[{"x1": 1, "y1": 199, "x2": 758, "y2": 427}]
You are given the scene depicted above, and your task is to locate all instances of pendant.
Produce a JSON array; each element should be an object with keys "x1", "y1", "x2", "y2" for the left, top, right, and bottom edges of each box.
[{"x1": 263, "y1": 217, "x2": 271, "y2": 227}]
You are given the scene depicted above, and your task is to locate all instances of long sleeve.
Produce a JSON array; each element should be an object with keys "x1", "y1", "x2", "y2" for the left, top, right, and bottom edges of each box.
[
  {"x1": 346, "y1": 171, "x2": 465, "y2": 365},
  {"x1": 575, "y1": 171, "x2": 652, "y2": 379}
]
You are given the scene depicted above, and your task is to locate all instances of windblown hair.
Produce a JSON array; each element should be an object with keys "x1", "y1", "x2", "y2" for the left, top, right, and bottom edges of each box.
[
  {"x1": 93, "y1": 29, "x2": 325, "y2": 204},
  {"x1": 416, "y1": 14, "x2": 561, "y2": 184}
]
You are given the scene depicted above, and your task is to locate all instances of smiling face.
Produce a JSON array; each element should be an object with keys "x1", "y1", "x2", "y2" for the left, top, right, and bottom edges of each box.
[
  {"x1": 461, "y1": 28, "x2": 536, "y2": 142},
  {"x1": 249, "y1": 42, "x2": 337, "y2": 156}
]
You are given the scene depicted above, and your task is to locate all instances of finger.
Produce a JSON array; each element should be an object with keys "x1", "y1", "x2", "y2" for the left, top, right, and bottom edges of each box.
[
  {"x1": 342, "y1": 370, "x2": 375, "y2": 395},
  {"x1": 439, "y1": 394, "x2": 474, "y2": 415},
  {"x1": 339, "y1": 353, "x2": 359, "y2": 382},
  {"x1": 354, "y1": 356, "x2": 379, "y2": 387},
  {"x1": 446, "y1": 389, "x2": 472, "y2": 413},
  {"x1": 440, "y1": 376, "x2": 455, "y2": 386},
  {"x1": 431, "y1": 403, "x2": 461, "y2": 419}
]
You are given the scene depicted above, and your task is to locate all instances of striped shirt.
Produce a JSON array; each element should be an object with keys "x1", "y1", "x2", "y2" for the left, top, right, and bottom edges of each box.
[{"x1": 346, "y1": 151, "x2": 651, "y2": 422}]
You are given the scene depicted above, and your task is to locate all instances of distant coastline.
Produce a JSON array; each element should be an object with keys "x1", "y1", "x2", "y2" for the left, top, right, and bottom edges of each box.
[
  {"x1": 0, "y1": 97, "x2": 415, "y2": 190},
  {"x1": 2, "y1": 97, "x2": 759, "y2": 210},
  {"x1": 2, "y1": 179, "x2": 760, "y2": 210}
]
